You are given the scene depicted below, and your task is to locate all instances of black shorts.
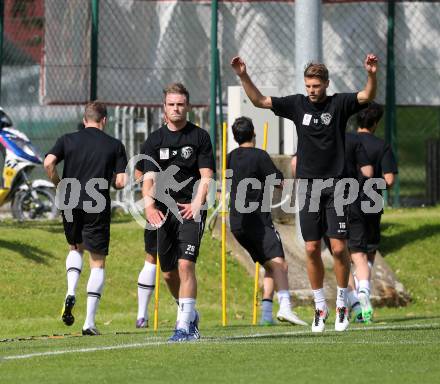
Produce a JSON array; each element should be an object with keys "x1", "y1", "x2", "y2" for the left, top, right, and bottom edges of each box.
[
  {"x1": 231, "y1": 219, "x2": 284, "y2": 265},
  {"x1": 348, "y1": 200, "x2": 381, "y2": 253},
  {"x1": 62, "y1": 209, "x2": 111, "y2": 255},
  {"x1": 144, "y1": 228, "x2": 158, "y2": 255},
  {"x1": 157, "y1": 211, "x2": 207, "y2": 272},
  {"x1": 298, "y1": 179, "x2": 348, "y2": 241}
]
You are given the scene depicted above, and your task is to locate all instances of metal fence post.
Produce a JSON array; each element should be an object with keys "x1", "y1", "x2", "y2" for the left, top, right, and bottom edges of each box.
[
  {"x1": 385, "y1": 0, "x2": 400, "y2": 207},
  {"x1": 295, "y1": 0, "x2": 322, "y2": 94},
  {"x1": 0, "y1": 0, "x2": 4, "y2": 104},
  {"x1": 209, "y1": 0, "x2": 219, "y2": 207},
  {"x1": 90, "y1": 0, "x2": 99, "y2": 101},
  {"x1": 295, "y1": 0, "x2": 322, "y2": 242},
  {"x1": 210, "y1": 0, "x2": 218, "y2": 163}
]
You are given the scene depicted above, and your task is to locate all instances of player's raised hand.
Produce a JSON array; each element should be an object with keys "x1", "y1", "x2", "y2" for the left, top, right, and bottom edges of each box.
[
  {"x1": 364, "y1": 54, "x2": 378, "y2": 75},
  {"x1": 231, "y1": 56, "x2": 247, "y2": 77}
]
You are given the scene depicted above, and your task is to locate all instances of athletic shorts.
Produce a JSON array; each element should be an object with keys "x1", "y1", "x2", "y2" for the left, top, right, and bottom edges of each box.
[
  {"x1": 298, "y1": 179, "x2": 348, "y2": 241},
  {"x1": 157, "y1": 210, "x2": 207, "y2": 272},
  {"x1": 144, "y1": 228, "x2": 158, "y2": 255},
  {"x1": 62, "y1": 208, "x2": 111, "y2": 255},
  {"x1": 348, "y1": 199, "x2": 381, "y2": 254},
  {"x1": 231, "y1": 219, "x2": 284, "y2": 265}
]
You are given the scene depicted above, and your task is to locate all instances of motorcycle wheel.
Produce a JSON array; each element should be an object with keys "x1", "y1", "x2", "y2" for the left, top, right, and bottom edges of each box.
[{"x1": 11, "y1": 187, "x2": 58, "y2": 221}]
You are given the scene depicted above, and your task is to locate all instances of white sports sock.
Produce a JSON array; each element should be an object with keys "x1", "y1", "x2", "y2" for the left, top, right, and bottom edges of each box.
[
  {"x1": 66, "y1": 250, "x2": 83, "y2": 296},
  {"x1": 312, "y1": 288, "x2": 327, "y2": 311},
  {"x1": 177, "y1": 298, "x2": 196, "y2": 333},
  {"x1": 83, "y1": 268, "x2": 105, "y2": 330},
  {"x1": 358, "y1": 280, "x2": 371, "y2": 296},
  {"x1": 175, "y1": 299, "x2": 181, "y2": 323},
  {"x1": 336, "y1": 286, "x2": 348, "y2": 308},
  {"x1": 261, "y1": 299, "x2": 273, "y2": 321},
  {"x1": 137, "y1": 262, "x2": 156, "y2": 319},
  {"x1": 277, "y1": 290, "x2": 292, "y2": 313},
  {"x1": 347, "y1": 289, "x2": 360, "y2": 308}
]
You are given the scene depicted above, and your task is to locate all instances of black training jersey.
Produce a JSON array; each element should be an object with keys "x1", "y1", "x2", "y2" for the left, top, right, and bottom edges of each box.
[
  {"x1": 227, "y1": 147, "x2": 283, "y2": 231},
  {"x1": 47, "y1": 127, "x2": 127, "y2": 208},
  {"x1": 344, "y1": 132, "x2": 371, "y2": 179},
  {"x1": 271, "y1": 93, "x2": 365, "y2": 179},
  {"x1": 137, "y1": 122, "x2": 215, "y2": 204},
  {"x1": 357, "y1": 132, "x2": 398, "y2": 178}
]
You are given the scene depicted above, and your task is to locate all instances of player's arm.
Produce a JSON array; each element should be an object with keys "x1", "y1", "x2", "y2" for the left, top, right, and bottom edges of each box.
[
  {"x1": 43, "y1": 154, "x2": 61, "y2": 186},
  {"x1": 357, "y1": 54, "x2": 378, "y2": 104},
  {"x1": 291, "y1": 154, "x2": 297, "y2": 179},
  {"x1": 142, "y1": 171, "x2": 164, "y2": 226},
  {"x1": 360, "y1": 165, "x2": 373, "y2": 178},
  {"x1": 231, "y1": 56, "x2": 273, "y2": 109},
  {"x1": 113, "y1": 172, "x2": 127, "y2": 189},
  {"x1": 178, "y1": 168, "x2": 213, "y2": 220},
  {"x1": 383, "y1": 172, "x2": 395, "y2": 188}
]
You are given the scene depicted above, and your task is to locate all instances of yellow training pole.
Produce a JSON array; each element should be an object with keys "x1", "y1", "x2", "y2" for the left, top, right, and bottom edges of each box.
[
  {"x1": 153, "y1": 239, "x2": 161, "y2": 332},
  {"x1": 252, "y1": 122, "x2": 269, "y2": 325},
  {"x1": 221, "y1": 121, "x2": 228, "y2": 326}
]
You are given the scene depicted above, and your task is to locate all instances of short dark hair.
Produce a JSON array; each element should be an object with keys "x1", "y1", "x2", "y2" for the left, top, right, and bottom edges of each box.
[
  {"x1": 163, "y1": 83, "x2": 190, "y2": 104},
  {"x1": 232, "y1": 116, "x2": 255, "y2": 144},
  {"x1": 84, "y1": 101, "x2": 107, "y2": 123},
  {"x1": 357, "y1": 102, "x2": 384, "y2": 129},
  {"x1": 304, "y1": 62, "x2": 329, "y2": 82}
]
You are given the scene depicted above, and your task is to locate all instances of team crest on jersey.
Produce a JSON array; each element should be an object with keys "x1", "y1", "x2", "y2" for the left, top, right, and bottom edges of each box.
[
  {"x1": 320, "y1": 113, "x2": 332, "y2": 125},
  {"x1": 181, "y1": 146, "x2": 193, "y2": 159}
]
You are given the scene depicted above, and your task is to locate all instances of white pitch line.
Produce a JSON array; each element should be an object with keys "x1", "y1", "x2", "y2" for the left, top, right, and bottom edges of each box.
[
  {"x1": 1, "y1": 340, "x2": 169, "y2": 361},
  {"x1": 2, "y1": 322, "x2": 438, "y2": 361}
]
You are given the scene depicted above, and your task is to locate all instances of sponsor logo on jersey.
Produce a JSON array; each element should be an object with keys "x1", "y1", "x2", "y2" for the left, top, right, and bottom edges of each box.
[
  {"x1": 181, "y1": 146, "x2": 193, "y2": 160},
  {"x1": 320, "y1": 113, "x2": 332, "y2": 125},
  {"x1": 302, "y1": 113, "x2": 312, "y2": 126},
  {"x1": 159, "y1": 148, "x2": 169, "y2": 160}
]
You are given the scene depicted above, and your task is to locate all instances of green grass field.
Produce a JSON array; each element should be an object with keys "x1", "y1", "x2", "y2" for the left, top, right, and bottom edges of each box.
[{"x1": 1, "y1": 208, "x2": 440, "y2": 383}]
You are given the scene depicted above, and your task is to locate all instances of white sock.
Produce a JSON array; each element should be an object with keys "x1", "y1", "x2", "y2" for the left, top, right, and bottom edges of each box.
[
  {"x1": 177, "y1": 298, "x2": 196, "y2": 333},
  {"x1": 83, "y1": 268, "x2": 105, "y2": 330},
  {"x1": 175, "y1": 299, "x2": 181, "y2": 323},
  {"x1": 358, "y1": 280, "x2": 370, "y2": 296},
  {"x1": 277, "y1": 290, "x2": 292, "y2": 313},
  {"x1": 354, "y1": 275, "x2": 359, "y2": 291},
  {"x1": 261, "y1": 299, "x2": 273, "y2": 321},
  {"x1": 312, "y1": 288, "x2": 327, "y2": 311},
  {"x1": 336, "y1": 286, "x2": 347, "y2": 308},
  {"x1": 66, "y1": 250, "x2": 83, "y2": 296},
  {"x1": 137, "y1": 262, "x2": 156, "y2": 319},
  {"x1": 347, "y1": 289, "x2": 360, "y2": 308}
]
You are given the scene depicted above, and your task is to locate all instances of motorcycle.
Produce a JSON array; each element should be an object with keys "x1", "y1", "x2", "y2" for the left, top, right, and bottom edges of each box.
[{"x1": 0, "y1": 108, "x2": 58, "y2": 220}]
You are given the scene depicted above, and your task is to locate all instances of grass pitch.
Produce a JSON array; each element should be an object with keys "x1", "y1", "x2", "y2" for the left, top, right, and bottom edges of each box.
[{"x1": 1, "y1": 207, "x2": 440, "y2": 383}]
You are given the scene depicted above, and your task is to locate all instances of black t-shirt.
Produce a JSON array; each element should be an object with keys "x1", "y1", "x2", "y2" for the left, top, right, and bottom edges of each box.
[
  {"x1": 357, "y1": 132, "x2": 398, "y2": 178},
  {"x1": 344, "y1": 132, "x2": 371, "y2": 179},
  {"x1": 47, "y1": 127, "x2": 127, "y2": 208},
  {"x1": 352, "y1": 131, "x2": 398, "y2": 204},
  {"x1": 137, "y1": 122, "x2": 215, "y2": 204},
  {"x1": 271, "y1": 93, "x2": 365, "y2": 179},
  {"x1": 227, "y1": 147, "x2": 283, "y2": 231}
]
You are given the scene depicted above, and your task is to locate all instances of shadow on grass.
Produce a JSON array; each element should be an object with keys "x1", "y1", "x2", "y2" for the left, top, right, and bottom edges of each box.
[
  {"x1": 0, "y1": 220, "x2": 66, "y2": 235},
  {"x1": 0, "y1": 239, "x2": 53, "y2": 264},
  {"x1": 380, "y1": 223, "x2": 440, "y2": 254}
]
